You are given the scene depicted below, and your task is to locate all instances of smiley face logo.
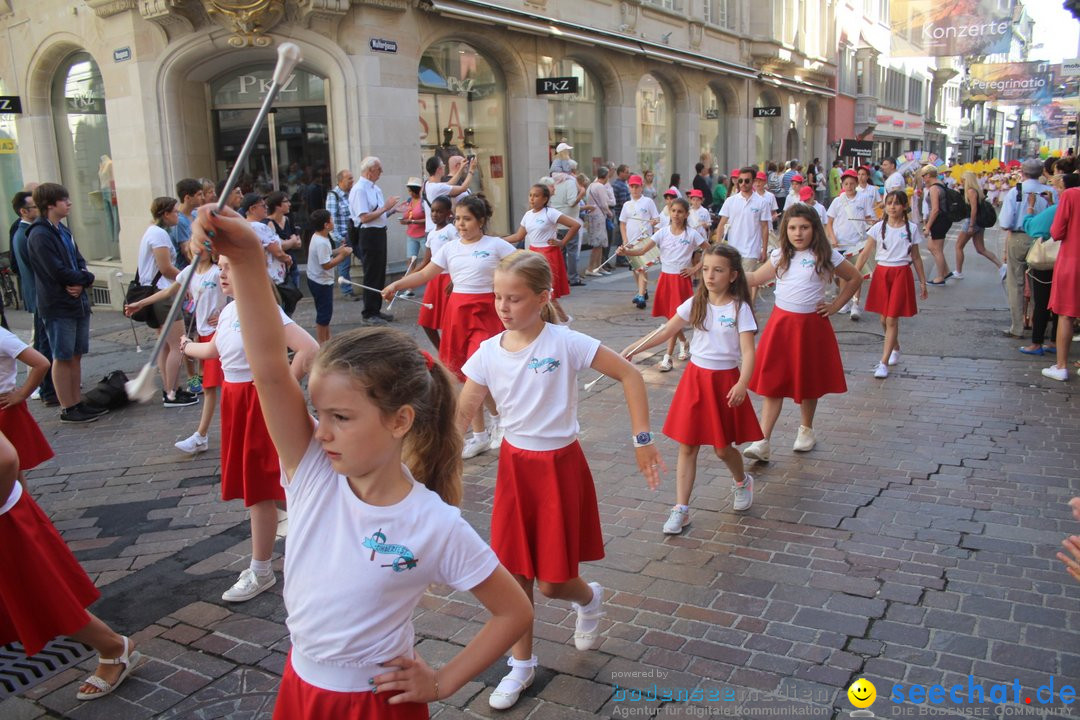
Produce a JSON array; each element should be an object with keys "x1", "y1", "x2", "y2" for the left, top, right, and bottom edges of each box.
[{"x1": 847, "y1": 678, "x2": 877, "y2": 708}]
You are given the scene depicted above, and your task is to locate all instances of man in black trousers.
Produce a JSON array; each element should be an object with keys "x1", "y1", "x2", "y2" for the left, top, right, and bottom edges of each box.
[{"x1": 347, "y1": 157, "x2": 400, "y2": 324}]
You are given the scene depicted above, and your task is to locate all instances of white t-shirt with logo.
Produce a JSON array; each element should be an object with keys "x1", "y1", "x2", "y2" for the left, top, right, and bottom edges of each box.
[
  {"x1": 283, "y1": 435, "x2": 499, "y2": 692},
  {"x1": 619, "y1": 197, "x2": 660, "y2": 245},
  {"x1": 856, "y1": 184, "x2": 879, "y2": 209},
  {"x1": 462, "y1": 323, "x2": 601, "y2": 451},
  {"x1": 176, "y1": 264, "x2": 227, "y2": 337},
  {"x1": 137, "y1": 225, "x2": 176, "y2": 290},
  {"x1": 521, "y1": 207, "x2": 563, "y2": 249},
  {"x1": 689, "y1": 207, "x2": 711, "y2": 232},
  {"x1": 827, "y1": 193, "x2": 875, "y2": 251},
  {"x1": 719, "y1": 193, "x2": 768, "y2": 259},
  {"x1": 674, "y1": 298, "x2": 757, "y2": 371},
  {"x1": 758, "y1": 190, "x2": 779, "y2": 215},
  {"x1": 426, "y1": 224, "x2": 458, "y2": 275},
  {"x1": 253, "y1": 221, "x2": 287, "y2": 284},
  {"x1": 771, "y1": 247, "x2": 847, "y2": 313},
  {"x1": 652, "y1": 226, "x2": 706, "y2": 275},
  {"x1": 866, "y1": 220, "x2": 924, "y2": 267},
  {"x1": 306, "y1": 233, "x2": 336, "y2": 286},
  {"x1": 884, "y1": 172, "x2": 905, "y2": 194},
  {"x1": 430, "y1": 235, "x2": 516, "y2": 294},
  {"x1": 0, "y1": 327, "x2": 28, "y2": 394},
  {"x1": 213, "y1": 301, "x2": 294, "y2": 383}
]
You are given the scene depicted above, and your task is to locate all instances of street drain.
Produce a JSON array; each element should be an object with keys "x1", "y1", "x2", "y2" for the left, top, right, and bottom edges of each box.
[{"x1": 0, "y1": 639, "x2": 95, "y2": 700}]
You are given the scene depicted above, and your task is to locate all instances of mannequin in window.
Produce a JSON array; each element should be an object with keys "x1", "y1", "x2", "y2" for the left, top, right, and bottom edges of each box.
[{"x1": 98, "y1": 155, "x2": 119, "y2": 245}]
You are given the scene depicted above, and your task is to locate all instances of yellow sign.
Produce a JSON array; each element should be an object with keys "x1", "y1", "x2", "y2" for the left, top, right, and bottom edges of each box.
[{"x1": 0, "y1": 138, "x2": 15, "y2": 154}]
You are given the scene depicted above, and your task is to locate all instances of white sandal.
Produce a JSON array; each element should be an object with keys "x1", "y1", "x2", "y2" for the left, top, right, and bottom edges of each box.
[
  {"x1": 488, "y1": 655, "x2": 537, "y2": 710},
  {"x1": 75, "y1": 636, "x2": 141, "y2": 701}
]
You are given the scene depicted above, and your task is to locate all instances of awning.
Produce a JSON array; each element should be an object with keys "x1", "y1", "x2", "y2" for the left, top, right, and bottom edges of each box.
[{"x1": 758, "y1": 72, "x2": 835, "y2": 99}]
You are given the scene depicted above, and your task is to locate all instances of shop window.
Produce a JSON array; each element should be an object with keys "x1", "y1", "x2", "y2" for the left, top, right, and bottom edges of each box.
[
  {"x1": 636, "y1": 75, "x2": 671, "y2": 182},
  {"x1": 0, "y1": 78, "x2": 24, "y2": 250},
  {"x1": 699, "y1": 87, "x2": 727, "y2": 176},
  {"x1": 539, "y1": 58, "x2": 603, "y2": 176}
]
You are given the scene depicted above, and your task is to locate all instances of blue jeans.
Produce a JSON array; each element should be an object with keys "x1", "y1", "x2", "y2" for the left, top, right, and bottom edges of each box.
[{"x1": 33, "y1": 312, "x2": 57, "y2": 400}]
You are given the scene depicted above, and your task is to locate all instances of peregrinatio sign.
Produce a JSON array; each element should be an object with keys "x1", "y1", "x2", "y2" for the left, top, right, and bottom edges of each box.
[
  {"x1": 961, "y1": 62, "x2": 1053, "y2": 106},
  {"x1": 890, "y1": 0, "x2": 1012, "y2": 57}
]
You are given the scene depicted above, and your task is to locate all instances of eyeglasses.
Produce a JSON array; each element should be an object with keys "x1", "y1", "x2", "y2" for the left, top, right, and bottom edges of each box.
[{"x1": 738, "y1": 179, "x2": 752, "y2": 184}]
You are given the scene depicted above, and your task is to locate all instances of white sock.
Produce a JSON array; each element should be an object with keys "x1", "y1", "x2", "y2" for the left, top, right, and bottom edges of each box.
[
  {"x1": 193, "y1": 432, "x2": 207, "y2": 441},
  {"x1": 250, "y1": 558, "x2": 272, "y2": 576},
  {"x1": 674, "y1": 504, "x2": 689, "y2": 512},
  {"x1": 473, "y1": 430, "x2": 490, "y2": 443},
  {"x1": 505, "y1": 660, "x2": 535, "y2": 683}
]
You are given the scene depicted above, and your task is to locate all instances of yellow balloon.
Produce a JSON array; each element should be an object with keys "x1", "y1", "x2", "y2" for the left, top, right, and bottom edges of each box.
[{"x1": 1053, "y1": 149, "x2": 1063, "y2": 157}]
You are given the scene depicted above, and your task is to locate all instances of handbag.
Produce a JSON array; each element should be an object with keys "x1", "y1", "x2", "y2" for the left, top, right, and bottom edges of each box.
[
  {"x1": 274, "y1": 282, "x2": 303, "y2": 317},
  {"x1": 124, "y1": 272, "x2": 163, "y2": 327},
  {"x1": 1026, "y1": 237, "x2": 1060, "y2": 271}
]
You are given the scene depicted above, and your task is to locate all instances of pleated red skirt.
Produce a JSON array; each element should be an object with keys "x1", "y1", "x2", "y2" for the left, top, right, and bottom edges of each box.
[
  {"x1": 0, "y1": 401, "x2": 53, "y2": 471},
  {"x1": 663, "y1": 364, "x2": 764, "y2": 448},
  {"x1": 418, "y1": 273, "x2": 452, "y2": 331},
  {"x1": 0, "y1": 490, "x2": 100, "y2": 656},
  {"x1": 198, "y1": 333, "x2": 224, "y2": 388},
  {"x1": 439, "y1": 292, "x2": 503, "y2": 380},
  {"x1": 532, "y1": 245, "x2": 570, "y2": 298},
  {"x1": 492, "y1": 440, "x2": 604, "y2": 583},
  {"x1": 652, "y1": 272, "x2": 693, "y2": 319},
  {"x1": 865, "y1": 264, "x2": 918, "y2": 318},
  {"x1": 220, "y1": 381, "x2": 285, "y2": 506},
  {"x1": 273, "y1": 654, "x2": 429, "y2": 720},
  {"x1": 749, "y1": 307, "x2": 847, "y2": 403}
]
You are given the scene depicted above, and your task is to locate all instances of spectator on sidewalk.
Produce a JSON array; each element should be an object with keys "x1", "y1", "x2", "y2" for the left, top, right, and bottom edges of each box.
[
  {"x1": 324, "y1": 169, "x2": 357, "y2": 300},
  {"x1": 583, "y1": 167, "x2": 613, "y2": 277},
  {"x1": 10, "y1": 191, "x2": 57, "y2": 405},
  {"x1": 265, "y1": 191, "x2": 302, "y2": 290},
  {"x1": 1041, "y1": 170, "x2": 1080, "y2": 382},
  {"x1": 999, "y1": 159, "x2": 1052, "y2": 338},
  {"x1": 169, "y1": 178, "x2": 204, "y2": 270},
  {"x1": 692, "y1": 163, "x2": 711, "y2": 209},
  {"x1": 348, "y1": 156, "x2": 400, "y2": 324}
]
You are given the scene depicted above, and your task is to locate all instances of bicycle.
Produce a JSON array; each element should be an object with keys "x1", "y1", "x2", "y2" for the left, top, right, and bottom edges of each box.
[{"x1": 0, "y1": 251, "x2": 20, "y2": 311}]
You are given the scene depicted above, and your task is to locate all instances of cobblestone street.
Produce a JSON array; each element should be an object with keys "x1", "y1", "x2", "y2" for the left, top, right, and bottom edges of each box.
[{"x1": 2, "y1": 229, "x2": 1078, "y2": 720}]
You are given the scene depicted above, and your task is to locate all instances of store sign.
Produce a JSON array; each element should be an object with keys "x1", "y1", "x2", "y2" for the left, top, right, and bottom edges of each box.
[
  {"x1": 839, "y1": 139, "x2": 874, "y2": 158},
  {"x1": 961, "y1": 62, "x2": 1052, "y2": 106},
  {"x1": 876, "y1": 115, "x2": 894, "y2": 123},
  {"x1": 1063, "y1": 58, "x2": 1080, "y2": 77},
  {"x1": 536, "y1": 77, "x2": 579, "y2": 95},
  {"x1": 890, "y1": 0, "x2": 1011, "y2": 57},
  {"x1": 211, "y1": 68, "x2": 324, "y2": 107},
  {"x1": 113, "y1": 47, "x2": 131, "y2": 63},
  {"x1": 370, "y1": 38, "x2": 397, "y2": 53},
  {"x1": 0, "y1": 96, "x2": 22, "y2": 114},
  {"x1": 753, "y1": 106, "x2": 781, "y2": 118},
  {"x1": 65, "y1": 95, "x2": 105, "y2": 114}
]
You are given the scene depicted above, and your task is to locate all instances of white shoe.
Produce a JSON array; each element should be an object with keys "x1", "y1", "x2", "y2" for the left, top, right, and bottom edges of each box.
[
  {"x1": 564, "y1": 315, "x2": 574, "y2": 324},
  {"x1": 662, "y1": 506, "x2": 690, "y2": 534},
  {"x1": 487, "y1": 415, "x2": 505, "y2": 450},
  {"x1": 572, "y1": 582, "x2": 605, "y2": 650},
  {"x1": 888, "y1": 349, "x2": 900, "y2": 366},
  {"x1": 1042, "y1": 365, "x2": 1069, "y2": 382},
  {"x1": 839, "y1": 300, "x2": 853, "y2": 314},
  {"x1": 873, "y1": 362, "x2": 888, "y2": 379},
  {"x1": 743, "y1": 440, "x2": 771, "y2": 462},
  {"x1": 658, "y1": 354, "x2": 674, "y2": 372},
  {"x1": 793, "y1": 425, "x2": 816, "y2": 452},
  {"x1": 850, "y1": 304, "x2": 861, "y2": 321},
  {"x1": 585, "y1": 269, "x2": 604, "y2": 277},
  {"x1": 462, "y1": 433, "x2": 490, "y2": 459},
  {"x1": 221, "y1": 568, "x2": 276, "y2": 602},
  {"x1": 30, "y1": 388, "x2": 41, "y2": 400},
  {"x1": 676, "y1": 342, "x2": 689, "y2": 361},
  {"x1": 175, "y1": 432, "x2": 208, "y2": 455},
  {"x1": 489, "y1": 657, "x2": 537, "y2": 710},
  {"x1": 600, "y1": 269, "x2": 612, "y2": 275},
  {"x1": 951, "y1": 271, "x2": 964, "y2": 280},
  {"x1": 732, "y1": 474, "x2": 754, "y2": 511},
  {"x1": 999, "y1": 265, "x2": 1007, "y2": 283}
]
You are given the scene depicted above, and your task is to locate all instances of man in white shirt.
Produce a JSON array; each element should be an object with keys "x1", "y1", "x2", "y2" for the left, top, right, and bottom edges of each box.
[
  {"x1": 715, "y1": 166, "x2": 769, "y2": 303},
  {"x1": 999, "y1": 159, "x2": 1053, "y2": 338},
  {"x1": 348, "y1": 156, "x2": 400, "y2": 324},
  {"x1": 753, "y1": 171, "x2": 780, "y2": 227},
  {"x1": 882, "y1": 158, "x2": 905, "y2": 194}
]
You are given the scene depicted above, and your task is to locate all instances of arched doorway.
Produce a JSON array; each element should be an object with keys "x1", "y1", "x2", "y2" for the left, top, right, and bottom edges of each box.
[
  {"x1": 786, "y1": 127, "x2": 800, "y2": 163},
  {"x1": 636, "y1": 74, "x2": 672, "y2": 183},
  {"x1": 754, "y1": 90, "x2": 781, "y2": 164},
  {"x1": 541, "y1": 58, "x2": 603, "y2": 175},
  {"x1": 699, "y1": 86, "x2": 727, "y2": 179}
]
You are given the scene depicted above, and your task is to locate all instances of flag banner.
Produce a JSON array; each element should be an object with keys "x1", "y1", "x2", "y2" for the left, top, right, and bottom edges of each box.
[
  {"x1": 890, "y1": 0, "x2": 1012, "y2": 57},
  {"x1": 961, "y1": 62, "x2": 1053, "y2": 106},
  {"x1": 1050, "y1": 64, "x2": 1080, "y2": 101},
  {"x1": 1033, "y1": 103, "x2": 1075, "y2": 138}
]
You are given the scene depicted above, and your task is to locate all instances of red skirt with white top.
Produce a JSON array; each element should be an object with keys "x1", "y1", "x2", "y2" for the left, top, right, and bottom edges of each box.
[
  {"x1": 492, "y1": 440, "x2": 604, "y2": 583},
  {"x1": 663, "y1": 364, "x2": 763, "y2": 448},
  {"x1": 198, "y1": 333, "x2": 224, "y2": 389},
  {"x1": 865, "y1": 264, "x2": 918, "y2": 318},
  {"x1": 0, "y1": 489, "x2": 100, "y2": 656},
  {"x1": 748, "y1": 307, "x2": 847, "y2": 403},
  {"x1": 417, "y1": 274, "x2": 452, "y2": 331},
  {"x1": 220, "y1": 380, "x2": 285, "y2": 506},
  {"x1": 531, "y1": 245, "x2": 570, "y2": 298},
  {"x1": 272, "y1": 653, "x2": 429, "y2": 720},
  {"x1": 652, "y1": 272, "x2": 693, "y2": 319},
  {"x1": 0, "y1": 401, "x2": 53, "y2": 471},
  {"x1": 439, "y1": 292, "x2": 503, "y2": 381}
]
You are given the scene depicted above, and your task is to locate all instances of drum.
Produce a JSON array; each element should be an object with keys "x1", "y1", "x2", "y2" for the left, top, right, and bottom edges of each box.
[{"x1": 625, "y1": 234, "x2": 661, "y2": 273}]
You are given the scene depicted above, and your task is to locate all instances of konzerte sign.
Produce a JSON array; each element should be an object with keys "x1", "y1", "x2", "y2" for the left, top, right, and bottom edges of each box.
[
  {"x1": 961, "y1": 62, "x2": 1053, "y2": 106},
  {"x1": 890, "y1": 0, "x2": 1012, "y2": 57}
]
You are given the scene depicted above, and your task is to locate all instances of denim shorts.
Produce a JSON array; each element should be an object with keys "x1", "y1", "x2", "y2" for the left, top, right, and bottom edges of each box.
[
  {"x1": 307, "y1": 278, "x2": 334, "y2": 326},
  {"x1": 406, "y1": 236, "x2": 423, "y2": 260},
  {"x1": 43, "y1": 315, "x2": 90, "y2": 360},
  {"x1": 959, "y1": 219, "x2": 982, "y2": 234}
]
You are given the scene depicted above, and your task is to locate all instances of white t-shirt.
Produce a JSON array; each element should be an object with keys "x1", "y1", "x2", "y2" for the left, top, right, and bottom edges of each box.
[
  {"x1": 827, "y1": 193, "x2": 875, "y2": 250},
  {"x1": 462, "y1": 323, "x2": 601, "y2": 451},
  {"x1": 719, "y1": 193, "x2": 768, "y2": 259},
  {"x1": 866, "y1": 220, "x2": 924, "y2": 266},
  {"x1": 674, "y1": 298, "x2": 757, "y2": 371},
  {"x1": 652, "y1": 226, "x2": 706, "y2": 275},
  {"x1": 426, "y1": 225, "x2": 458, "y2": 275},
  {"x1": 283, "y1": 435, "x2": 499, "y2": 692},
  {"x1": 253, "y1": 221, "x2": 286, "y2": 284},
  {"x1": 306, "y1": 233, "x2": 336, "y2": 285},
  {"x1": 689, "y1": 207, "x2": 711, "y2": 231},
  {"x1": 856, "y1": 184, "x2": 879, "y2": 208},
  {"x1": 430, "y1": 235, "x2": 516, "y2": 294},
  {"x1": 137, "y1": 225, "x2": 176, "y2": 290},
  {"x1": 176, "y1": 264, "x2": 227, "y2": 337},
  {"x1": 213, "y1": 301, "x2": 294, "y2": 383},
  {"x1": 771, "y1": 247, "x2": 847, "y2": 313},
  {"x1": 521, "y1": 207, "x2": 563, "y2": 249},
  {"x1": 619, "y1": 197, "x2": 660, "y2": 245},
  {"x1": 423, "y1": 181, "x2": 453, "y2": 232},
  {"x1": 0, "y1": 327, "x2": 28, "y2": 394},
  {"x1": 884, "y1": 172, "x2": 905, "y2": 194},
  {"x1": 758, "y1": 190, "x2": 779, "y2": 215}
]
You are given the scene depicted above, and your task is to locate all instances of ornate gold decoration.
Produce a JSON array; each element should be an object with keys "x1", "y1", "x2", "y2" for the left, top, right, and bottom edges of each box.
[{"x1": 203, "y1": 0, "x2": 285, "y2": 47}]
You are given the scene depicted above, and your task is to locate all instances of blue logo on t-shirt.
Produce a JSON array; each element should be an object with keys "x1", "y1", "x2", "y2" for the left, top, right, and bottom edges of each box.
[
  {"x1": 527, "y1": 357, "x2": 561, "y2": 374},
  {"x1": 472, "y1": 250, "x2": 491, "y2": 259},
  {"x1": 363, "y1": 528, "x2": 418, "y2": 572},
  {"x1": 717, "y1": 315, "x2": 736, "y2": 328},
  {"x1": 799, "y1": 257, "x2": 815, "y2": 268}
]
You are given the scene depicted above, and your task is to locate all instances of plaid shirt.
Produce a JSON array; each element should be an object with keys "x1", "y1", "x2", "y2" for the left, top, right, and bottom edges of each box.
[{"x1": 325, "y1": 186, "x2": 351, "y2": 246}]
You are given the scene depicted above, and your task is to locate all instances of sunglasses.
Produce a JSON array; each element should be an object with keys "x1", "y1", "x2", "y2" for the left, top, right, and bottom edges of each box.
[{"x1": 738, "y1": 179, "x2": 752, "y2": 184}]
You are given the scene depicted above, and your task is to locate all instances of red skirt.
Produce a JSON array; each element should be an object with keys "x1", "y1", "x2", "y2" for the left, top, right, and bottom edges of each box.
[
  {"x1": 492, "y1": 440, "x2": 604, "y2": 583},
  {"x1": 532, "y1": 245, "x2": 570, "y2": 298},
  {"x1": 418, "y1": 273, "x2": 451, "y2": 331},
  {"x1": 273, "y1": 654, "x2": 428, "y2": 720},
  {"x1": 652, "y1": 272, "x2": 693, "y2": 319},
  {"x1": 440, "y1": 293, "x2": 503, "y2": 380},
  {"x1": 749, "y1": 307, "x2": 847, "y2": 403},
  {"x1": 0, "y1": 401, "x2": 53, "y2": 471},
  {"x1": 198, "y1": 333, "x2": 224, "y2": 388},
  {"x1": 865, "y1": 264, "x2": 917, "y2": 318},
  {"x1": 663, "y1": 364, "x2": 764, "y2": 448},
  {"x1": 0, "y1": 491, "x2": 100, "y2": 656},
  {"x1": 220, "y1": 381, "x2": 285, "y2": 506}
]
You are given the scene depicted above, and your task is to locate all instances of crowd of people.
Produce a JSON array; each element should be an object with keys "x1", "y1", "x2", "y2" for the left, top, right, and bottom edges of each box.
[{"x1": 0, "y1": 142, "x2": 1078, "y2": 719}]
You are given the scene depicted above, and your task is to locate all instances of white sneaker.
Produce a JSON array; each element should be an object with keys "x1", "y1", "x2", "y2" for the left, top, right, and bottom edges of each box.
[
  {"x1": 489, "y1": 657, "x2": 537, "y2": 710},
  {"x1": 850, "y1": 304, "x2": 861, "y2": 321},
  {"x1": 600, "y1": 269, "x2": 612, "y2": 275},
  {"x1": 487, "y1": 414, "x2": 505, "y2": 450},
  {"x1": 462, "y1": 433, "x2": 490, "y2": 459},
  {"x1": 999, "y1": 265, "x2": 1007, "y2": 283},
  {"x1": 30, "y1": 388, "x2": 41, "y2": 400},
  {"x1": 873, "y1": 362, "x2": 888, "y2": 379},
  {"x1": 732, "y1": 474, "x2": 754, "y2": 511},
  {"x1": 951, "y1": 271, "x2": 964, "y2": 280},
  {"x1": 572, "y1": 582, "x2": 605, "y2": 650},
  {"x1": 662, "y1": 506, "x2": 690, "y2": 534},
  {"x1": 793, "y1": 425, "x2": 816, "y2": 452},
  {"x1": 1042, "y1": 365, "x2": 1069, "y2": 382},
  {"x1": 175, "y1": 432, "x2": 208, "y2": 455},
  {"x1": 888, "y1": 349, "x2": 901, "y2": 366},
  {"x1": 658, "y1": 354, "x2": 674, "y2": 372},
  {"x1": 743, "y1": 440, "x2": 771, "y2": 462},
  {"x1": 221, "y1": 568, "x2": 276, "y2": 602},
  {"x1": 676, "y1": 342, "x2": 690, "y2": 361},
  {"x1": 839, "y1": 300, "x2": 853, "y2": 314},
  {"x1": 585, "y1": 269, "x2": 604, "y2": 277}
]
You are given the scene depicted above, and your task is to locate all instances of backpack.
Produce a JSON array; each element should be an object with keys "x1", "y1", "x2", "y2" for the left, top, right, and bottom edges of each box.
[
  {"x1": 83, "y1": 370, "x2": 130, "y2": 410},
  {"x1": 935, "y1": 183, "x2": 969, "y2": 223},
  {"x1": 975, "y1": 198, "x2": 998, "y2": 229}
]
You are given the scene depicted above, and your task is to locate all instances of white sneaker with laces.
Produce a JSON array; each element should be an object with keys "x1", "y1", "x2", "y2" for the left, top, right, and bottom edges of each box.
[
  {"x1": 850, "y1": 304, "x2": 861, "y2": 321},
  {"x1": 658, "y1": 354, "x2": 674, "y2": 372},
  {"x1": 1042, "y1": 365, "x2": 1069, "y2": 382},
  {"x1": 732, "y1": 474, "x2": 754, "y2": 511},
  {"x1": 839, "y1": 300, "x2": 853, "y2": 314},
  {"x1": 873, "y1": 362, "x2": 888, "y2": 379},
  {"x1": 676, "y1": 342, "x2": 690, "y2": 361},
  {"x1": 175, "y1": 432, "x2": 209, "y2": 455},
  {"x1": 489, "y1": 657, "x2": 537, "y2": 710},
  {"x1": 31, "y1": 388, "x2": 41, "y2": 400},
  {"x1": 487, "y1": 414, "x2": 505, "y2": 450},
  {"x1": 793, "y1": 425, "x2": 816, "y2": 452},
  {"x1": 462, "y1": 433, "x2": 490, "y2": 459},
  {"x1": 572, "y1": 582, "x2": 605, "y2": 650},
  {"x1": 888, "y1": 349, "x2": 901, "y2": 366},
  {"x1": 221, "y1": 568, "x2": 276, "y2": 602},
  {"x1": 951, "y1": 271, "x2": 964, "y2": 280},
  {"x1": 662, "y1": 506, "x2": 690, "y2": 534},
  {"x1": 743, "y1": 440, "x2": 771, "y2": 462}
]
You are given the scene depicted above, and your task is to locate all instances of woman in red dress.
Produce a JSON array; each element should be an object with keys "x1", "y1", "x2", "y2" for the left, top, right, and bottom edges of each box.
[{"x1": 1045, "y1": 184, "x2": 1080, "y2": 381}]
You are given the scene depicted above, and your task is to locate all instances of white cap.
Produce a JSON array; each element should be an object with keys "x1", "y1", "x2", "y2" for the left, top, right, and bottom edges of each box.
[{"x1": 556, "y1": 142, "x2": 574, "y2": 153}]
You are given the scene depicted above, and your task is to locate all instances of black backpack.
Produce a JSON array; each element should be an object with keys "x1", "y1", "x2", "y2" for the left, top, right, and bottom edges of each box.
[
  {"x1": 83, "y1": 370, "x2": 130, "y2": 410},
  {"x1": 975, "y1": 198, "x2": 998, "y2": 229},
  {"x1": 935, "y1": 183, "x2": 970, "y2": 223}
]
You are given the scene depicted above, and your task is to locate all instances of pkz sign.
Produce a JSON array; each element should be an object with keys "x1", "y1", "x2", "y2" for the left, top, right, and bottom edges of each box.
[
  {"x1": 753, "y1": 106, "x2": 781, "y2": 118},
  {"x1": 536, "y1": 77, "x2": 580, "y2": 95},
  {"x1": 0, "y1": 96, "x2": 22, "y2": 114}
]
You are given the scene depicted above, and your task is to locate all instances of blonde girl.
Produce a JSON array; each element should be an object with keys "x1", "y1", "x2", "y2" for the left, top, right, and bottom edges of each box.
[{"x1": 954, "y1": 170, "x2": 1003, "y2": 280}]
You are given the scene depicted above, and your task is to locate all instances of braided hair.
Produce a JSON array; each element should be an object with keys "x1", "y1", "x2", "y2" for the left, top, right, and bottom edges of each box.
[{"x1": 881, "y1": 190, "x2": 912, "y2": 252}]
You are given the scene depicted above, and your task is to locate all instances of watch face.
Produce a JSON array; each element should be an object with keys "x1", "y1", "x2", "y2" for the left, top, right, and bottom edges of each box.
[{"x1": 635, "y1": 432, "x2": 651, "y2": 444}]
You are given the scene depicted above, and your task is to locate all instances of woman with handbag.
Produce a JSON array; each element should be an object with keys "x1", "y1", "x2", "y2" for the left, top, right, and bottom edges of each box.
[
  {"x1": 1043, "y1": 172, "x2": 1080, "y2": 381},
  {"x1": 953, "y1": 171, "x2": 1003, "y2": 280},
  {"x1": 1019, "y1": 173, "x2": 1077, "y2": 357}
]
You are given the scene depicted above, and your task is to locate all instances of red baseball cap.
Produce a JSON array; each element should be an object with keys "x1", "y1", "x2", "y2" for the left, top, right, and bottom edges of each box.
[
  {"x1": 841, "y1": 169, "x2": 858, "y2": 180},
  {"x1": 628, "y1": 174, "x2": 643, "y2": 186},
  {"x1": 730, "y1": 168, "x2": 740, "y2": 177},
  {"x1": 755, "y1": 171, "x2": 767, "y2": 180},
  {"x1": 799, "y1": 186, "x2": 814, "y2": 201},
  {"x1": 663, "y1": 186, "x2": 679, "y2": 197},
  {"x1": 859, "y1": 165, "x2": 872, "y2": 173},
  {"x1": 688, "y1": 189, "x2": 704, "y2": 199},
  {"x1": 791, "y1": 174, "x2": 805, "y2": 182}
]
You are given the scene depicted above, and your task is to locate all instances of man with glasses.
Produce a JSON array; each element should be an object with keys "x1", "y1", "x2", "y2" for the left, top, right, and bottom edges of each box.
[
  {"x1": 714, "y1": 167, "x2": 770, "y2": 304},
  {"x1": 11, "y1": 190, "x2": 57, "y2": 406},
  {"x1": 325, "y1": 169, "x2": 357, "y2": 300}
]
